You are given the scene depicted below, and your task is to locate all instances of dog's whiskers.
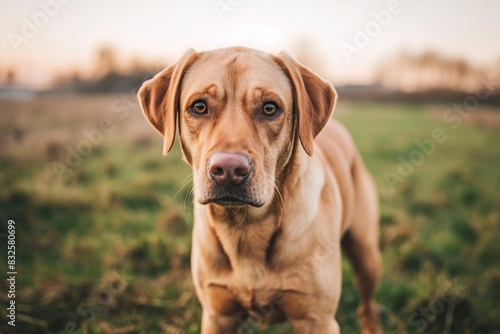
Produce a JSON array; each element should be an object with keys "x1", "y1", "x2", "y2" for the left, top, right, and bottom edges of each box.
[
  {"x1": 174, "y1": 173, "x2": 194, "y2": 201},
  {"x1": 183, "y1": 186, "x2": 195, "y2": 214},
  {"x1": 176, "y1": 174, "x2": 194, "y2": 214},
  {"x1": 237, "y1": 206, "x2": 248, "y2": 227},
  {"x1": 273, "y1": 178, "x2": 286, "y2": 211},
  {"x1": 263, "y1": 175, "x2": 286, "y2": 213}
]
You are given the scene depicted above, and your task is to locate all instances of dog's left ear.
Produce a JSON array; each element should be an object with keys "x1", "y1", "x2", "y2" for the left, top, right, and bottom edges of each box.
[
  {"x1": 274, "y1": 52, "x2": 337, "y2": 156},
  {"x1": 137, "y1": 49, "x2": 198, "y2": 155}
]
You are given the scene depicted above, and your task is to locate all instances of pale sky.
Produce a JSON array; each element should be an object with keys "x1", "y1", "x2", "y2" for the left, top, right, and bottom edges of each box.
[{"x1": 1, "y1": 0, "x2": 499, "y2": 88}]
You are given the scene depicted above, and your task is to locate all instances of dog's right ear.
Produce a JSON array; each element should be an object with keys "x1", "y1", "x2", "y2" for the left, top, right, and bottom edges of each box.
[{"x1": 137, "y1": 49, "x2": 198, "y2": 155}]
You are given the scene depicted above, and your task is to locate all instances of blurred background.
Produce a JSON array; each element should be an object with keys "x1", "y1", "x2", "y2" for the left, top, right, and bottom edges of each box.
[{"x1": 1, "y1": 0, "x2": 499, "y2": 333}]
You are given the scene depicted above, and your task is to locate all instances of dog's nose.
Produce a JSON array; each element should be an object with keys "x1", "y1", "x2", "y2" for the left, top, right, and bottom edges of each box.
[{"x1": 208, "y1": 153, "x2": 251, "y2": 185}]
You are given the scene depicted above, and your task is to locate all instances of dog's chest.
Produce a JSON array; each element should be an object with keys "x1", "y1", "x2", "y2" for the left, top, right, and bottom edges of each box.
[{"x1": 227, "y1": 267, "x2": 281, "y2": 313}]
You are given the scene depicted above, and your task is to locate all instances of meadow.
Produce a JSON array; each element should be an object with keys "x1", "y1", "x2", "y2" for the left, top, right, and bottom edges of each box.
[{"x1": 0, "y1": 94, "x2": 499, "y2": 333}]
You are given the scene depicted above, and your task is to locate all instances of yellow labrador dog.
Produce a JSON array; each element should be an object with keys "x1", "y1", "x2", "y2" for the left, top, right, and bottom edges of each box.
[{"x1": 138, "y1": 47, "x2": 382, "y2": 334}]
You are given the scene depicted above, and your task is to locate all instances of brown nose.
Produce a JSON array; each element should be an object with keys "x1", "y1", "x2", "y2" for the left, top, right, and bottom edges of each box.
[{"x1": 208, "y1": 153, "x2": 251, "y2": 185}]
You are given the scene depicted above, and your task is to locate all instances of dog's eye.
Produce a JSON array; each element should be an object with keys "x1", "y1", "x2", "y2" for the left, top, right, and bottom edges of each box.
[
  {"x1": 262, "y1": 102, "x2": 278, "y2": 117},
  {"x1": 191, "y1": 100, "x2": 207, "y2": 115}
]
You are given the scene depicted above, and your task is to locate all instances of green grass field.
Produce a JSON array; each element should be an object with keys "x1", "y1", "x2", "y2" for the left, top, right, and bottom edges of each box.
[{"x1": 1, "y1": 95, "x2": 499, "y2": 333}]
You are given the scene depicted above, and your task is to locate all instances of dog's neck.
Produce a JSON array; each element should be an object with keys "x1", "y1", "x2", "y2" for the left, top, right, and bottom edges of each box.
[
  {"x1": 201, "y1": 145, "x2": 323, "y2": 273},
  {"x1": 205, "y1": 200, "x2": 280, "y2": 268}
]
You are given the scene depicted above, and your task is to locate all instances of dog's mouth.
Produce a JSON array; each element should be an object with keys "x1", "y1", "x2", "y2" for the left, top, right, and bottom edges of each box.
[{"x1": 201, "y1": 195, "x2": 264, "y2": 208}]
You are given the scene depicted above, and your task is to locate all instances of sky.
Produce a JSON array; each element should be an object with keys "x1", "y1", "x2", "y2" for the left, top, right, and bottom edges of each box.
[{"x1": 1, "y1": 0, "x2": 500, "y2": 88}]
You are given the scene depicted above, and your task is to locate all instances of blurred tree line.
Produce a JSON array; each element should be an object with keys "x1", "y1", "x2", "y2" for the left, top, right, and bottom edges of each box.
[
  {"x1": 376, "y1": 51, "x2": 500, "y2": 92},
  {"x1": 52, "y1": 44, "x2": 500, "y2": 95},
  {"x1": 2, "y1": 44, "x2": 498, "y2": 96},
  {"x1": 51, "y1": 45, "x2": 169, "y2": 94}
]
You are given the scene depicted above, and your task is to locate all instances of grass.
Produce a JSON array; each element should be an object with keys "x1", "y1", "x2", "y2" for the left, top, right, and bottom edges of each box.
[{"x1": 0, "y1": 95, "x2": 499, "y2": 333}]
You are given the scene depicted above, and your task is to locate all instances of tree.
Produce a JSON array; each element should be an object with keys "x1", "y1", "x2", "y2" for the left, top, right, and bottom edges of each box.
[
  {"x1": 6, "y1": 68, "x2": 16, "y2": 86},
  {"x1": 94, "y1": 46, "x2": 118, "y2": 78}
]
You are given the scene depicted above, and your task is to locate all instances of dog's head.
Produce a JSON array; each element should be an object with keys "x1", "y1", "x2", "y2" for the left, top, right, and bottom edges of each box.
[{"x1": 138, "y1": 47, "x2": 336, "y2": 208}]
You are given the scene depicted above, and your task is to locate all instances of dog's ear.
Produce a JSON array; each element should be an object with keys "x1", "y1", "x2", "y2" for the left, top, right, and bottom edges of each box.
[
  {"x1": 137, "y1": 49, "x2": 198, "y2": 155},
  {"x1": 274, "y1": 52, "x2": 336, "y2": 156}
]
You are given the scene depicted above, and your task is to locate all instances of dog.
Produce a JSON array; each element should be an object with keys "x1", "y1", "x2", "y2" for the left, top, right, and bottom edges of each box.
[{"x1": 138, "y1": 47, "x2": 382, "y2": 334}]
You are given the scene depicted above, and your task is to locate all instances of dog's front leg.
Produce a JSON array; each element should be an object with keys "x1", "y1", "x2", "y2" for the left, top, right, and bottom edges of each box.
[{"x1": 201, "y1": 311, "x2": 246, "y2": 334}]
